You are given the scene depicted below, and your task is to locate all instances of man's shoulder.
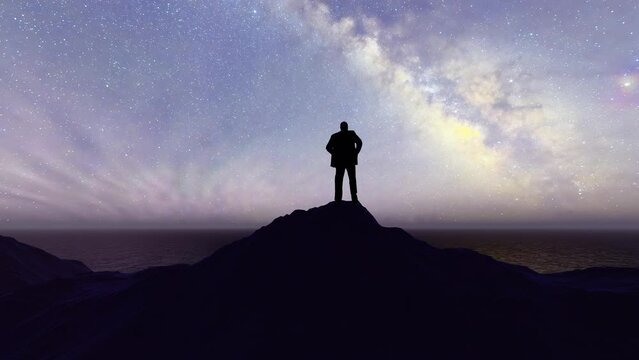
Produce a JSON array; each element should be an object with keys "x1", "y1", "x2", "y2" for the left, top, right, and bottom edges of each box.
[{"x1": 331, "y1": 130, "x2": 358, "y2": 137}]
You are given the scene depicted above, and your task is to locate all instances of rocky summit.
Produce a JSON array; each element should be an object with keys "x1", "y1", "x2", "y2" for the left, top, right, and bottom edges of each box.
[{"x1": 1, "y1": 202, "x2": 639, "y2": 359}]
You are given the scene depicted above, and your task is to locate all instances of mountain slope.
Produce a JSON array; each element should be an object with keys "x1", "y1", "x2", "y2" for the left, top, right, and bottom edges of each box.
[
  {"x1": 1, "y1": 202, "x2": 639, "y2": 359},
  {"x1": 0, "y1": 235, "x2": 90, "y2": 295}
]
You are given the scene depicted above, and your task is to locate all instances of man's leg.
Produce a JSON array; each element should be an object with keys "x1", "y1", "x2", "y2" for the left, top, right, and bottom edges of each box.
[
  {"x1": 335, "y1": 167, "x2": 345, "y2": 201},
  {"x1": 347, "y1": 165, "x2": 357, "y2": 202}
]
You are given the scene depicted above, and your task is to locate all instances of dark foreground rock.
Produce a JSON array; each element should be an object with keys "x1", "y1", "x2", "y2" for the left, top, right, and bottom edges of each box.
[
  {"x1": 0, "y1": 235, "x2": 90, "y2": 295},
  {"x1": 1, "y1": 202, "x2": 639, "y2": 359}
]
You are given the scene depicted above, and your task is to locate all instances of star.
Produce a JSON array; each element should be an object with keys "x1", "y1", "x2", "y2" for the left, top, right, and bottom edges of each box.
[{"x1": 0, "y1": 0, "x2": 637, "y2": 228}]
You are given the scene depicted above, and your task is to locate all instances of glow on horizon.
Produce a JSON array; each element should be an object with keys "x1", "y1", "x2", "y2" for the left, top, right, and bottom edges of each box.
[{"x1": 1, "y1": 0, "x2": 638, "y2": 228}]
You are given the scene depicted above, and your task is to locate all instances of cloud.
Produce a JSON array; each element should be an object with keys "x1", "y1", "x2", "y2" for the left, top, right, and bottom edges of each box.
[
  {"x1": 272, "y1": 0, "x2": 638, "y2": 224},
  {"x1": 1, "y1": 0, "x2": 637, "y2": 227}
]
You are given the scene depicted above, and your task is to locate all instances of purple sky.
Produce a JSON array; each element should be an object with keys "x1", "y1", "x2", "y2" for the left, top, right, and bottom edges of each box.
[{"x1": 1, "y1": 0, "x2": 638, "y2": 228}]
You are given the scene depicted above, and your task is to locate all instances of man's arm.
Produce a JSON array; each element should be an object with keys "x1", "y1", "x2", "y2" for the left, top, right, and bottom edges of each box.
[
  {"x1": 326, "y1": 136, "x2": 334, "y2": 154},
  {"x1": 354, "y1": 132, "x2": 362, "y2": 154}
]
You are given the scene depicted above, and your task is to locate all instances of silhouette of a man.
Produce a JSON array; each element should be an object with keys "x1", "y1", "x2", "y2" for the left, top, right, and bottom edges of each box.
[{"x1": 326, "y1": 121, "x2": 363, "y2": 202}]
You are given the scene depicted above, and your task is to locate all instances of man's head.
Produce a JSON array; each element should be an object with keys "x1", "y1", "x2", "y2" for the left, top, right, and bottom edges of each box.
[{"x1": 340, "y1": 121, "x2": 348, "y2": 131}]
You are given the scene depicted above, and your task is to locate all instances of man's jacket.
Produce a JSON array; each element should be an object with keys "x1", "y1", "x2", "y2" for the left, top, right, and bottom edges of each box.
[{"x1": 326, "y1": 130, "x2": 363, "y2": 168}]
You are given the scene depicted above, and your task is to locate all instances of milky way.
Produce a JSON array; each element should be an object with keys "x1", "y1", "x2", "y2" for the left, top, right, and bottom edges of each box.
[{"x1": 1, "y1": 0, "x2": 638, "y2": 228}]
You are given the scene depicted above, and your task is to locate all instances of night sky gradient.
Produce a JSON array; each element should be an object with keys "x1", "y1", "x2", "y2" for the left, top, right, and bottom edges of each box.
[{"x1": 1, "y1": 0, "x2": 638, "y2": 228}]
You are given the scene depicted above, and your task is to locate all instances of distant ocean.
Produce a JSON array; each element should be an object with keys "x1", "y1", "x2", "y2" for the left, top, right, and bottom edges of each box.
[{"x1": 4, "y1": 229, "x2": 639, "y2": 274}]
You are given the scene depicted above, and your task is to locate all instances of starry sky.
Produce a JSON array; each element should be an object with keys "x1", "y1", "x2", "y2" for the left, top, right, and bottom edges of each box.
[{"x1": 1, "y1": 0, "x2": 638, "y2": 229}]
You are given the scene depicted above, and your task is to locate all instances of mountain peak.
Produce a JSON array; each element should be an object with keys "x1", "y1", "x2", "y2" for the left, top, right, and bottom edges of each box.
[
  {"x1": 2, "y1": 205, "x2": 639, "y2": 359},
  {"x1": 260, "y1": 201, "x2": 381, "y2": 236},
  {"x1": 196, "y1": 201, "x2": 437, "y2": 273}
]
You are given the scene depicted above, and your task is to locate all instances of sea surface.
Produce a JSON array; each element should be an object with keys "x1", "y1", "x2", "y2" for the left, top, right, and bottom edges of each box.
[
  {"x1": 4, "y1": 229, "x2": 639, "y2": 274},
  {"x1": 4, "y1": 229, "x2": 253, "y2": 273}
]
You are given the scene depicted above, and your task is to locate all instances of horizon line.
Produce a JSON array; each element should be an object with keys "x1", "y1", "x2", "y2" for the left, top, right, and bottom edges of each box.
[{"x1": 3, "y1": 225, "x2": 639, "y2": 232}]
